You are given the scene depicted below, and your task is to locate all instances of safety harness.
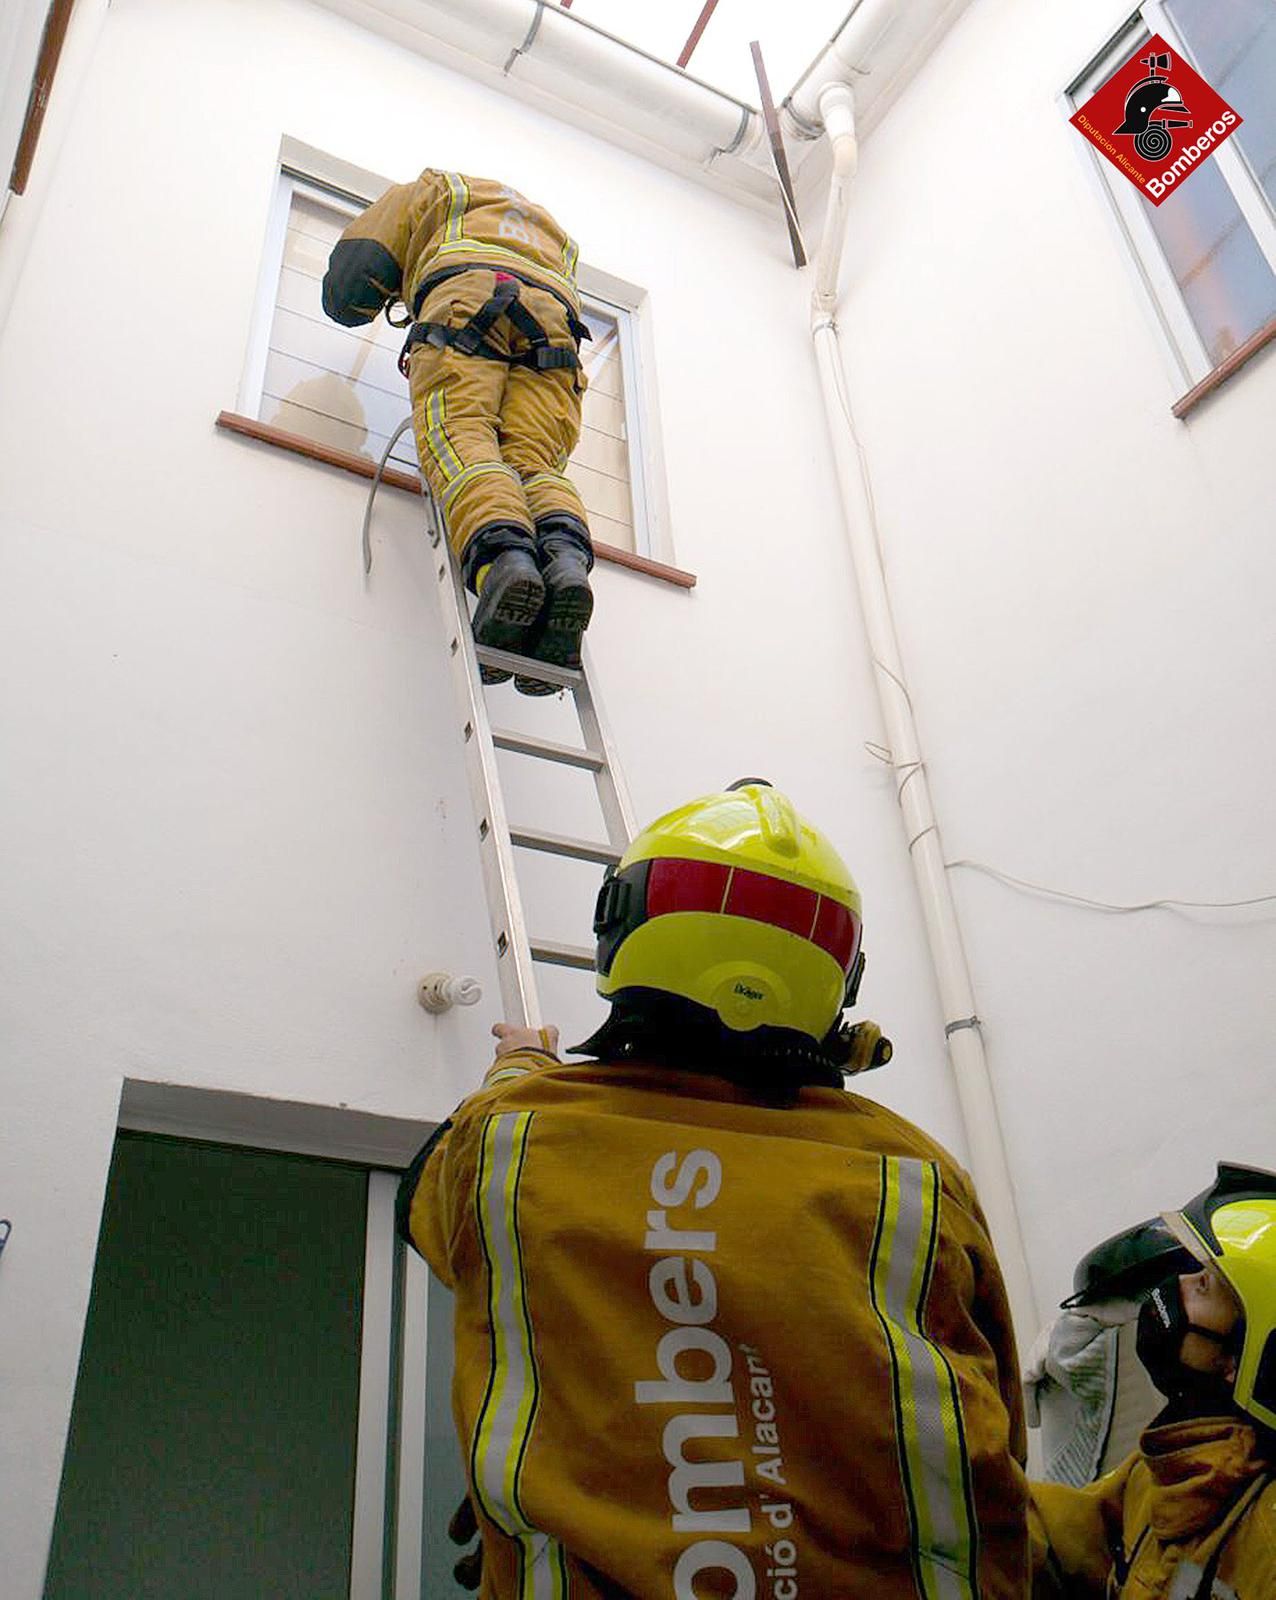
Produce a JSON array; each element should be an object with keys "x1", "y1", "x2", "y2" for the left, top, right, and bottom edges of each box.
[{"x1": 398, "y1": 266, "x2": 590, "y2": 378}]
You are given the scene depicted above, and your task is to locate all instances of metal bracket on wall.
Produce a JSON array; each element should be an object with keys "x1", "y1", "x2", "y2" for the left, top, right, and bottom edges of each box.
[{"x1": 0, "y1": 1219, "x2": 11, "y2": 1258}]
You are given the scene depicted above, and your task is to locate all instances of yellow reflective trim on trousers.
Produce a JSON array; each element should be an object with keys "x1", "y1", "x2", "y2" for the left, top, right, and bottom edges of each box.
[
  {"x1": 470, "y1": 1113, "x2": 567, "y2": 1595},
  {"x1": 419, "y1": 239, "x2": 580, "y2": 302},
  {"x1": 521, "y1": 471, "x2": 577, "y2": 493},
  {"x1": 441, "y1": 460, "x2": 521, "y2": 509},
  {"x1": 444, "y1": 171, "x2": 469, "y2": 243},
  {"x1": 425, "y1": 390, "x2": 464, "y2": 483},
  {"x1": 869, "y1": 1156, "x2": 978, "y2": 1600}
]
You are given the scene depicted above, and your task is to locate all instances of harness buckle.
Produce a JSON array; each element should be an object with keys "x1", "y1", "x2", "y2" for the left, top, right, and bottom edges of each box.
[{"x1": 451, "y1": 325, "x2": 485, "y2": 357}]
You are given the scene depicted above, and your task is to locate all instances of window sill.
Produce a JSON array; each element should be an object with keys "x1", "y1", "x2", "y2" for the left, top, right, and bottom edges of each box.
[
  {"x1": 215, "y1": 412, "x2": 697, "y2": 590},
  {"x1": 1173, "y1": 315, "x2": 1276, "y2": 420}
]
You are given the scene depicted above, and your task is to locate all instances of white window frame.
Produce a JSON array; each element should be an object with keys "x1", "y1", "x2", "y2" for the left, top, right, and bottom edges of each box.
[
  {"x1": 238, "y1": 140, "x2": 670, "y2": 561},
  {"x1": 1060, "y1": 3, "x2": 1276, "y2": 392}
]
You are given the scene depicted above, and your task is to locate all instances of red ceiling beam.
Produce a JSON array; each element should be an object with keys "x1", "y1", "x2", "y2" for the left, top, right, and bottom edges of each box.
[
  {"x1": 9, "y1": 0, "x2": 76, "y2": 195},
  {"x1": 677, "y1": 0, "x2": 721, "y2": 69},
  {"x1": 750, "y1": 39, "x2": 807, "y2": 268}
]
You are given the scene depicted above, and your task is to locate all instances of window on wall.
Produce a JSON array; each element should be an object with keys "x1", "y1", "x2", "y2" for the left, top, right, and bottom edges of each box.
[
  {"x1": 1067, "y1": 1, "x2": 1276, "y2": 386},
  {"x1": 241, "y1": 169, "x2": 653, "y2": 554}
]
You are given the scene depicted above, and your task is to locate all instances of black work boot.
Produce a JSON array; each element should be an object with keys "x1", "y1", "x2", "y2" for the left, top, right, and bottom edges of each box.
[
  {"x1": 470, "y1": 547, "x2": 545, "y2": 684},
  {"x1": 515, "y1": 517, "x2": 595, "y2": 696}
]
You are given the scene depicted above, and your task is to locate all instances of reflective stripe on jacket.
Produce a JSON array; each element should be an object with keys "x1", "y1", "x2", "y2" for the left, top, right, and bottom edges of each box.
[
  {"x1": 404, "y1": 1049, "x2": 1030, "y2": 1599},
  {"x1": 322, "y1": 169, "x2": 582, "y2": 328},
  {"x1": 1030, "y1": 1415, "x2": 1276, "y2": 1599}
]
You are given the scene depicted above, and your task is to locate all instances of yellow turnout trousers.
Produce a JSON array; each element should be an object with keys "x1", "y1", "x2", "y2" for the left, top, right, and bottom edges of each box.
[{"x1": 408, "y1": 270, "x2": 589, "y2": 563}]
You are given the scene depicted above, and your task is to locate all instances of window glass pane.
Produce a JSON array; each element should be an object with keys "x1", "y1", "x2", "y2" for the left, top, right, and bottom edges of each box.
[
  {"x1": 45, "y1": 1135, "x2": 367, "y2": 1600},
  {"x1": 1140, "y1": 153, "x2": 1276, "y2": 363},
  {"x1": 572, "y1": 301, "x2": 637, "y2": 552},
  {"x1": 263, "y1": 190, "x2": 418, "y2": 473},
  {"x1": 1165, "y1": 0, "x2": 1276, "y2": 210}
]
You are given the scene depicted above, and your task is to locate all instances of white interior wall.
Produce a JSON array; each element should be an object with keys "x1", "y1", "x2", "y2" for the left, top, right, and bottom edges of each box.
[
  {"x1": 819, "y1": 0, "x2": 1276, "y2": 1312},
  {"x1": 9, "y1": 0, "x2": 1271, "y2": 1585},
  {"x1": 0, "y1": 1, "x2": 960, "y2": 1589}
]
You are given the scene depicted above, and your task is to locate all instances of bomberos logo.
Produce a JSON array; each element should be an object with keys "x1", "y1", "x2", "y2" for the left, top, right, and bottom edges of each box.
[{"x1": 1070, "y1": 35, "x2": 1242, "y2": 207}]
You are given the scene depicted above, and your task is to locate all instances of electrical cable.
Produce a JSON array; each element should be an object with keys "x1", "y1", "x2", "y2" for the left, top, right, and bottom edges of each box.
[
  {"x1": 945, "y1": 858, "x2": 1276, "y2": 915},
  {"x1": 835, "y1": 316, "x2": 1274, "y2": 921},
  {"x1": 361, "y1": 415, "x2": 414, "y2": 576},
  {"x1": 862, "y1": 742, "x2": 1276, "y2": 914}
]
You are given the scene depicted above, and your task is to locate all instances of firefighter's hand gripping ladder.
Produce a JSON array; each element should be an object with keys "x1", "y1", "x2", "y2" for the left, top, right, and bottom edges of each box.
[{"x1": 365, "y1": 422, "x2": 636, "y2": 1029}]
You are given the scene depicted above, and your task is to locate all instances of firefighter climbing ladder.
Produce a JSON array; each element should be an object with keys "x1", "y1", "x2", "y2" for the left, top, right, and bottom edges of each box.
[
  {"x1": 423, "y1": 493, "x2": 637, "y2": 1027},
  {"x1": 363, "y1": 420, "x2": 635, "y2": 1029}
]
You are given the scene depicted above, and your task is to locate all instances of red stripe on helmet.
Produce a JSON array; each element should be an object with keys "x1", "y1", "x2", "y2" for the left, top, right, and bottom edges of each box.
[
  {"x1": 725, "y1": 868, "x2": 818, "y2": 941},
  {"x1": 644, "y1": 858, "x2": 860, "y2": 973},
  {"x1": 813, "y1": 896, "x2": 861, "y2": 972},
  {"x1": 646, "y1": 857, "x2": 730, "y2": 917}
]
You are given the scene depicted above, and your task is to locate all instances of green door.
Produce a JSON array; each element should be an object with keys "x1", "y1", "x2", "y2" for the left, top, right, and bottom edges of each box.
[{"x1": 45, "y1": 1133, "x2": 367, "y2": 1600}]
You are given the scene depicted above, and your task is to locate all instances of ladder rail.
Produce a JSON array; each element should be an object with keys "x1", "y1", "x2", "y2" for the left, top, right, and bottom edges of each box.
[
  {"x1": 427, "y1": 506, "x2": 542, "y2": 1028},
  {"x1": 575, "y1": 641, "x2": 639, "y2": 853},
  {"x1": 368, "y1": 442, "x2": 637, "y2": 1030}
]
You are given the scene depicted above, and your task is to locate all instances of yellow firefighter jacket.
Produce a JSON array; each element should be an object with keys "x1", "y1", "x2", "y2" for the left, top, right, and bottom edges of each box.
[
  {"x1": 400, "y1": 1047, "x2": 1030, "y2": 1599},
  {"x1": 1030, "y1": 1415, "x2": 1276, "y2": 1599},
  {"x1": 321, "y1": 169, "x2": 582, "y2": 329}
]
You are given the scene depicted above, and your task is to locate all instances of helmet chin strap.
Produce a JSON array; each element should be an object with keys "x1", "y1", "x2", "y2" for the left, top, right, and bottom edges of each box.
[{"x1": 844, "y1": 948, "x2": 867, "y2": 1009}]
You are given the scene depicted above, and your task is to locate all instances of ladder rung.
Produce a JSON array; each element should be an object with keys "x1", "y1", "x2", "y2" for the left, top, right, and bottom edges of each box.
[
  {"x1": 510, "y1": 826, "x2": 621, "y2": 866},
  {"x1": 474, "y1": 645, "x2": 582, "y2": 689},
  {"x1": 530, "y1": 939, "x2": 596, "y2": 971},
  {"x1": 492, "y1": 728, "x2": 606, "y2": 771}
]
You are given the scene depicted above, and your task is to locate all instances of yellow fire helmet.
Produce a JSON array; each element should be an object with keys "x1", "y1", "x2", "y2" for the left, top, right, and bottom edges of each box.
[
  {"x1": 1163, "y1": 1162, "x2": 1276, "y2": 1430},
  {"x1": 592, "y1": 780, "x2": 864, "y2": 1044}
]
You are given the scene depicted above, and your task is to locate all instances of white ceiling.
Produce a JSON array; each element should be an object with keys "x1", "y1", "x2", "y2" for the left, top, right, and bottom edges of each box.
[{"x1": 556, "y1": 0, "x2": 856, "y2": 105}]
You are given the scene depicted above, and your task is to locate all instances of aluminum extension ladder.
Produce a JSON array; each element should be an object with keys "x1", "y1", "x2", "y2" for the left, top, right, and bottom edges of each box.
[{"x1": 422, "y1": 494, "x2": 636, "y2": 1029}]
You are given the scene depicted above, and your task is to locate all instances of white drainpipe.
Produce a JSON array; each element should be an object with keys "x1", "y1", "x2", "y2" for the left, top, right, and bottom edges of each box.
[{"x1": 810, "y1": 79, "x2": 1039, "y2": 1341}]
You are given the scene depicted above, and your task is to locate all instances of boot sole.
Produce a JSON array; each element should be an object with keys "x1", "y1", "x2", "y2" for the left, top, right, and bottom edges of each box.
[
  {"x1": 537, "y1": 581, "x2": 594, "y2": 668},
  {"x1": 515, "y1": 581, "x2": 593, "y2": 695},
  {"x1": 472, "y1": 568, "x2": 545, "y2": 682}
]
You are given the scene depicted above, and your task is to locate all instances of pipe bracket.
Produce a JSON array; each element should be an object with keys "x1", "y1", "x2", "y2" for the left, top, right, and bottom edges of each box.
[
  {"x1": 504, "y1": 1, "x2": 545, "y2": 74},
  {"x1": 944, "y1": 1015, "x2": 983, "y2": 1037},
  {"x1": 709, "y1": 103, "x2": 754, "y2": 164},
  {"x1": 781, "y1": 96, "x2": 824, "y2": 141}
]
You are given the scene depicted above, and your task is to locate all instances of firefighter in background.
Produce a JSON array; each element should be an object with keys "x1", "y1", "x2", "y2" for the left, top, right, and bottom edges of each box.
[
  {"x1": 322, "y1": 170, "x2": 594, "y2": 694},
  {"x1": 1031, "y1": 1165, "x2": 1276, "y2": 1599},
  {"x1": 1024, "y1": 1217, "x2": 1196, "y2": 1486},
  {"x1": 397, "y1": 779, "x2": 1031, "y2": 1597}
]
